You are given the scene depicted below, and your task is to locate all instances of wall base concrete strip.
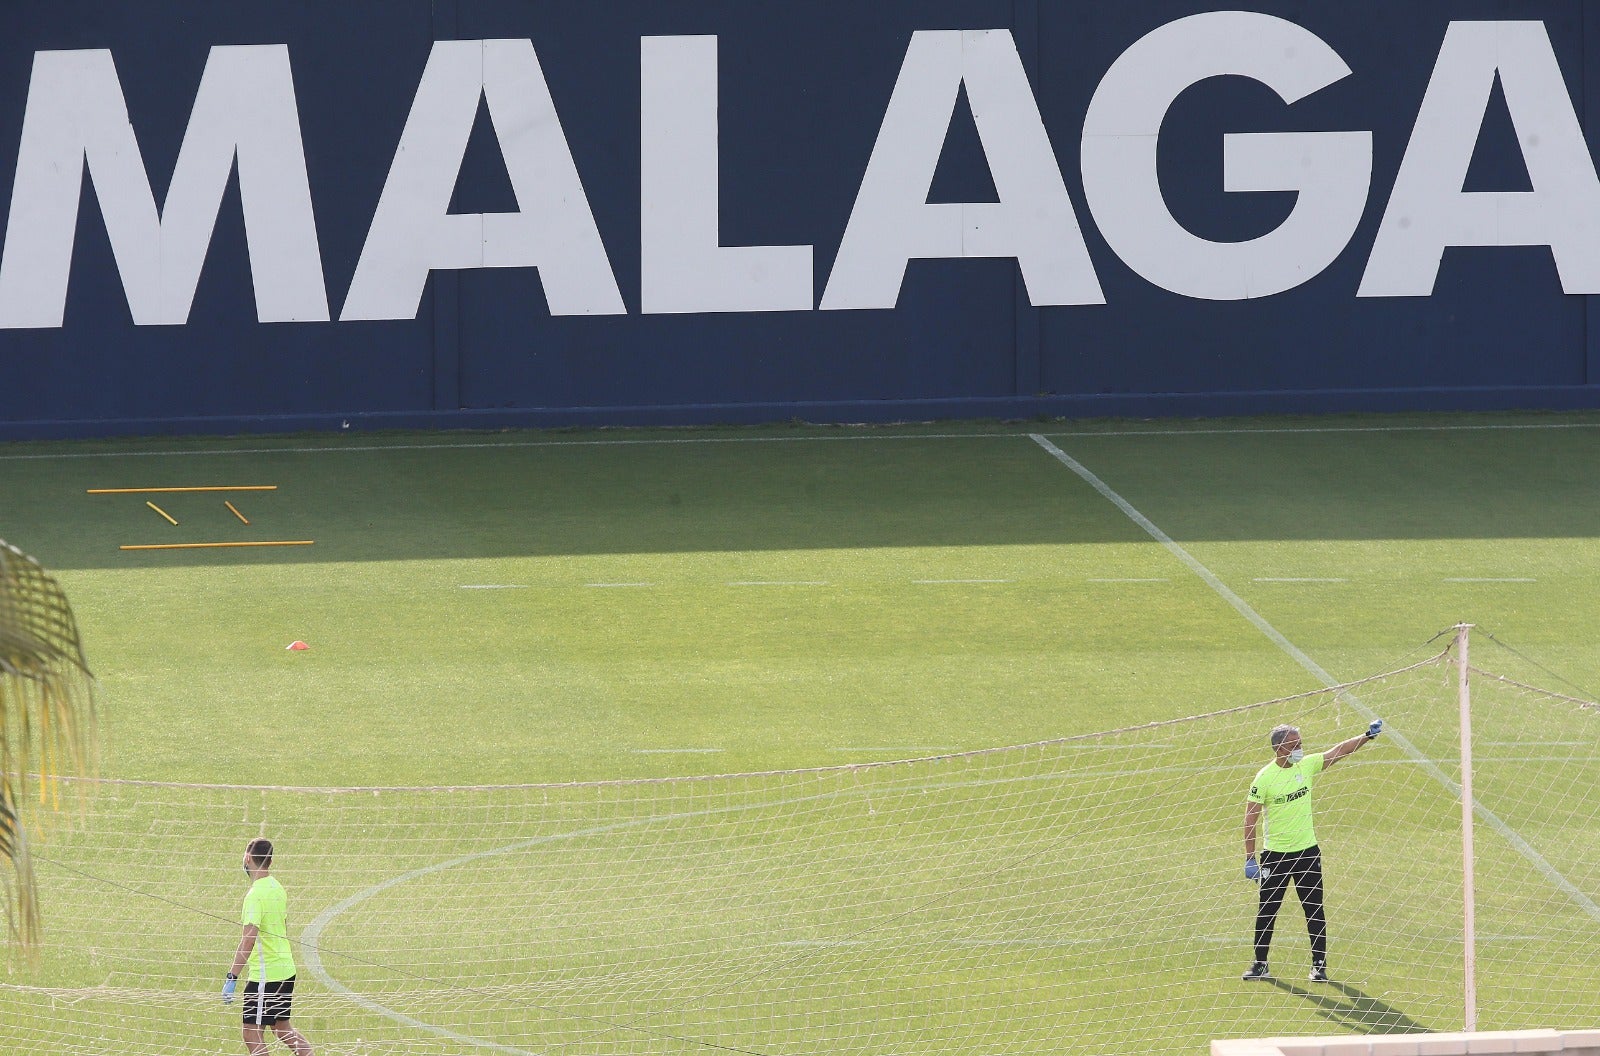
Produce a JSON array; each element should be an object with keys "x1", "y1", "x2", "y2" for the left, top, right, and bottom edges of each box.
[{"x1": 1214, "y1": 1030, "x2": 1600, "y2": 1056}]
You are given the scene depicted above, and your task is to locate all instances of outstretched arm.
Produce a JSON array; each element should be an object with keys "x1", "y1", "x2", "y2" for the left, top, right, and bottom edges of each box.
[{"x1": 1324, "y1": 719, "x2": 1383, "y2": 768}]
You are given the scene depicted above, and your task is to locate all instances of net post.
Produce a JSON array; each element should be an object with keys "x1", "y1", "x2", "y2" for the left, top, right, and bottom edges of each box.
[{"x1": 1456, "y1": 622, "x2": 1477, "y2": 1032}]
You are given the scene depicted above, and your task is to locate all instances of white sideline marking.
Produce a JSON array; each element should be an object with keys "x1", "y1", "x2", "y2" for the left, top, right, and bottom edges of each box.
[
  {"x1": 1028, "y1": 432, "x2": 1600, "y2": 927},
  {"x1": 1443, "y1": 577, "x2": 1536, "y2": 583},
  {"x1": 728, "y1": 580, "x2": 829, "y2": 586},
  {"x1": 911, "y1": 578, "x2": 1011, "y2": 584},
  {"x1": 1086, "y1": 577, "x2": 1169, "y2": 583},
  {"x1": 7, "y1": 418, "x2": 1600, "y2": 461},
  {"x1": 1253, "y1": 578, "x2": 1347, "y2": 583}
]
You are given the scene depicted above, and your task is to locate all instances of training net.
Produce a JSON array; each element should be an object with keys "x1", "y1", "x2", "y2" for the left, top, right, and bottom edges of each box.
[{"x1": 2, "y1": 645, "x2": 1598, "y2": 1056}]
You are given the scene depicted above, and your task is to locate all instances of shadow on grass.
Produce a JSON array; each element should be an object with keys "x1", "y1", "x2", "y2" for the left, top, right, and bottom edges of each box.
[
  {"x1": 1268, "y1": 978, "x2": 1432, "y2": 1034},
  {"x1": 10, "y1": 415, "x2": 1600, "y2": 570}
]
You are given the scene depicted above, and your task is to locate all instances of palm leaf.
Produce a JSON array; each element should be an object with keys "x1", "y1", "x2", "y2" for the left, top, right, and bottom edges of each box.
[{"x1": 0, "y1": 540, "x2": 97, "y2": 950}]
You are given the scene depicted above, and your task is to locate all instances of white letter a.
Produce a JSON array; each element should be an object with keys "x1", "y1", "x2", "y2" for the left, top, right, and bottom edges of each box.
[
  {"x1": 342, "y1": 39, "x2": 624, "y2": 321},
  {"x1": 1360, "y1": 21, "x2": 1600, "y2": 297},
  {"x1": 821, "y1": 30, "x2": 1102, "y2": 311}
]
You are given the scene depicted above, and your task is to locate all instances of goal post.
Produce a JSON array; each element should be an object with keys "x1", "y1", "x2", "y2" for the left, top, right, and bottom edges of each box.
[{"x1": 1457, "y1": 622, "x2": 1476, "y2": 1034}]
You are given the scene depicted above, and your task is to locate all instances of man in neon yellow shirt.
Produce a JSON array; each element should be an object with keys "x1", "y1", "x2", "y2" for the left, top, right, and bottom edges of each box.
[
  {"x1": 223, "y1": 839, "x2": 314, "y2": 1056},
  {"x1": 1241, "y1": 719, "x2": 1383, "y2": 983}
]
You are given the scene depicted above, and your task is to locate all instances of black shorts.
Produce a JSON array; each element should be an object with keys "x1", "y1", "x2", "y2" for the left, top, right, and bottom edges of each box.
[{"x1": 241, "y1": 976, "x2": 296, "y2": 1025}]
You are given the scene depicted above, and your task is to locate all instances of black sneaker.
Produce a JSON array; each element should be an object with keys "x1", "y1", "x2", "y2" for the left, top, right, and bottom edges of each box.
[
  {"x1": 1309, "y1": 962, "x2": 1329, "y2": 982},
  {"x1": 1242, "y1": 961, "x2": 1270, "y2": 981}
]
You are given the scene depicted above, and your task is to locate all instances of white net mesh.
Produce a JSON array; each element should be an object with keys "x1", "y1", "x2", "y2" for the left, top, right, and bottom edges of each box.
[{"x1": 3, "y1": 647, "x2": 1597, "y2": 1055}]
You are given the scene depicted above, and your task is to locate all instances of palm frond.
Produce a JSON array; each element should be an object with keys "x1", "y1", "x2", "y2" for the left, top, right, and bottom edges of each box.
[
  {"x1": 0, "y1": 785, "x2": 39, "y2": 948},
  {"x1": 0, "y1": 540, "x2": 97, "y2": 951}
]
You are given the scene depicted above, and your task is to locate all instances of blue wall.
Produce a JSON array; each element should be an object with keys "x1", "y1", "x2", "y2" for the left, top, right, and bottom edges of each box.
[{"x1": 1, "y1": 1, "x2": 1597, "y2": 438}]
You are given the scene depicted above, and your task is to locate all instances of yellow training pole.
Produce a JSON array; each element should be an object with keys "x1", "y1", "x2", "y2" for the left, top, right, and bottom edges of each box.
[
  {"x1": 145, "y1": 501, "x2": 179, "y2": 525},
  {"x1": 88, "y1": 486, "x2": 278, "y2": 494},
  {"x1": 225, "y1": 501, "x2": 251, "y2": 525},
  {"x1": 119, "y1": 541, "x2": 314, "y2": 551}
]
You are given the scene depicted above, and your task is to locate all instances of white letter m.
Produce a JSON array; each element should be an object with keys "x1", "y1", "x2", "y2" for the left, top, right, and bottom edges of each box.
[{"x1": 0, "y1": 46, "x2": 328, "y2": 328}]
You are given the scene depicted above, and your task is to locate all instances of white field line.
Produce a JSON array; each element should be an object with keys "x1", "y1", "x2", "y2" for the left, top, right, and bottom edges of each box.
[
  {"x1": 1086, "y1": 577, "x2": 1169, "y2": 583},
  {"x1": 294, "y1": 742, "x2": 1584, "y2": 1056},
  {"x1": 6, "y1": 419, "x2": 1600, "y2": 461},
  {"x1": 301, "y1": 817, "x2": 680, "y2": 1056},
  {"x1": 296, "y1": 769, "x2": 1240, "y2": 1048},
  {"x1": 1027, "y1": 432, "x2": 1600, "y2": 926},
  {"x1": 298, "y1": 765, "x2": 1263, "y2": 1046},
  {"x1": 300, "y1": 781, "x2": 967, "y2": 1051},
  {"x1": 910, "y1": 578, "x2": 1011, "y2": 584},
  {"x1": 296, "y1": 741, "x2": 1590, "y2": 1056},
  {"x1": 1253, "y1": 578, "x2": 1348, "y2": 583},
  {"x1": 727, "y1": 580, "x2": 829, "y2": 586}
]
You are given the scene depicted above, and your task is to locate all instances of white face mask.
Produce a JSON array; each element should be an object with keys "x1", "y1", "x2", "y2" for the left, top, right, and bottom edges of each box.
[{"x1": 1288, "y1": 748, "x2": 1305, "y2": 764}]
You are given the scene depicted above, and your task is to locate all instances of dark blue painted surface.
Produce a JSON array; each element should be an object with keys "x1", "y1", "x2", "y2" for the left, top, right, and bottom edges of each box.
[{"x1": 0, "y1": 1, "x2": 1595, "y2": 438}]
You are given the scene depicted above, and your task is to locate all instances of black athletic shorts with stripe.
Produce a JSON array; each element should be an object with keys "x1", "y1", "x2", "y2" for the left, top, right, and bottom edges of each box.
[{"x1": 241, "y1": 976, "x2": 296, "y2": 1026}]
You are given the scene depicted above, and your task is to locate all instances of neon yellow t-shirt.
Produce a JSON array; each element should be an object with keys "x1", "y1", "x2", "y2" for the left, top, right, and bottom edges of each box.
[
  {"x1": 241, "y1": 876, "x2": 296, "y2": 983},
  {"x1": 1247, "y1": 752, "x2": 1325, "y2": 853}
]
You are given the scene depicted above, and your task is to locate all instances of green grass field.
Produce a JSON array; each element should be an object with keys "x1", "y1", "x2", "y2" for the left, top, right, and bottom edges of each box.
[{"x1": 2, "y1": 410, "x2": 1599, "y2": 1056}]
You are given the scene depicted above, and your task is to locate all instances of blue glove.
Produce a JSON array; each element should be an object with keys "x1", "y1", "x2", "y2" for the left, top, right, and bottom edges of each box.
[
  {"x1": 1245, "y1": 857, "x2": 1261, "y2": 881},
  {"x1": 1367, "y1": 719, "x2": 1384, "y2": 740},
  {"x1": 222, "y1": 974, "x2": 237, "y2": 1005}
]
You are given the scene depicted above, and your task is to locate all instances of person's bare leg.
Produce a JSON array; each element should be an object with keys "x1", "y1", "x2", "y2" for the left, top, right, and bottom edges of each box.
[
  {"x1": 272, "y1": 1020, "x2": 314, "y2": 1056},
  {"x1": 242, "y1": 1024, "x2": 270, "y2": 1056}
]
